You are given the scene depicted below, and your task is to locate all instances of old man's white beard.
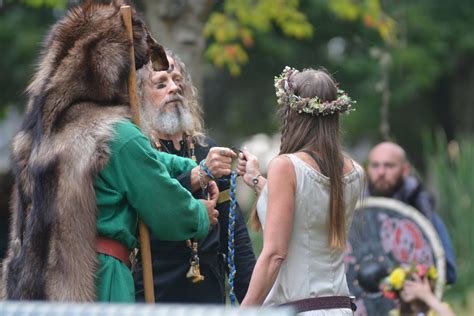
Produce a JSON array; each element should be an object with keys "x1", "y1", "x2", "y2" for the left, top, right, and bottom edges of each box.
[{"x1": 142, "y1": 100, "x2": 195, "y2": 136}]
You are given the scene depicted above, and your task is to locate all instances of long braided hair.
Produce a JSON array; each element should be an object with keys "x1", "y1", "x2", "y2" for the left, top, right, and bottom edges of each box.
[{"x1": 252, "y1": 69, "x2": 347, "y2": 249}]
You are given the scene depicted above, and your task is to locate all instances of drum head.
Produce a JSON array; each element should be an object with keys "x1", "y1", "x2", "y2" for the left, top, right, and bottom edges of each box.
[{"x1": 345, "y1": 197, "x2": 446, "y2": 315}]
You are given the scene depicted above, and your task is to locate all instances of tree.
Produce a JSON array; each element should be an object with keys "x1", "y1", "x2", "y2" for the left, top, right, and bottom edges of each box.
[
  {"x1": 141, "y1": 0, "x2": 213, "y2": 92},
  {"x1": 0, "y1": 2, "x2": 57, "y2": 117},
  {"x1": 141, "y1": 0, "x2": 314, "y2": 92},
  {"x1": 5, "y1": 0, "x2": 472, "y2": 163},
  {"x1": 142, "y1": 0, "x2": 392, "y2": 91},
  {"x1": 202, "y1": 0, "x2": 474, "y2": 169}
]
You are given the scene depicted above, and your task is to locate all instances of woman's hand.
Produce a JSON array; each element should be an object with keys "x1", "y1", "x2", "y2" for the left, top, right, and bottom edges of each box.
[
  {"x1": 400, "y1": 274, "x2": 432, "y2": 302},
  {"x1": 237, "y1": 147, "x2": 261, "y2": 187},
  {"x1": 401, "y1": 274, "x2": 455, "y2": 316}
]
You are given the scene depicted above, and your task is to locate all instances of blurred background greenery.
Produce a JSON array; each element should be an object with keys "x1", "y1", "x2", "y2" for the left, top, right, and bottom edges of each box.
[{"x1": 0, "y1": 0, "x2": 473, "y2": 313}]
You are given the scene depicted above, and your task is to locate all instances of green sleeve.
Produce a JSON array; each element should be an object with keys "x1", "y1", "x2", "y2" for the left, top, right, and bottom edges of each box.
[
  {"x1": 155, "y1": 150, "x2": 196, "y2": 178},
  {"x1": 111, "y1": 130, "x2": 209, "y2": 241}
]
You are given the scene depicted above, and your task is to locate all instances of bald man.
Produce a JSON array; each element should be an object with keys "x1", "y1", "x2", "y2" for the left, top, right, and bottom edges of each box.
[
  {"x1": 367, "y1": 142, "x2": 410, "y2": 197},
  {"x1": 366, "y1": 142, "x2": 457, "y2": 284}
]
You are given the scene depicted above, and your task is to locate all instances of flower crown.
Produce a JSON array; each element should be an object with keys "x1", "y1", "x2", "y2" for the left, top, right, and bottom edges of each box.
[
  {"x1": 381, "y1": 264, "x2": 438, "y2": 300},
  {"x1": 274, "y1": 66, "x2": 356, "y2": 116}
]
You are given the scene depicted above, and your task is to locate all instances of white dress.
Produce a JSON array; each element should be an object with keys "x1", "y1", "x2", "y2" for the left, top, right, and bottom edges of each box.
[{"x1": 257, "y1": 154, "x2": 365, "y2": 315}]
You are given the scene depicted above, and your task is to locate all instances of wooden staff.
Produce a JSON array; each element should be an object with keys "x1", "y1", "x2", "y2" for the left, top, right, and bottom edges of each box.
[{"x1": 120, "y1": 5, "x2": 155, "y2": 303}]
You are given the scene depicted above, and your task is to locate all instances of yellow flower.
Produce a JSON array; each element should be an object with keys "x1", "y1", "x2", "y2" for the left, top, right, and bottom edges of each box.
[
  {"x1": 428, "y1": 266, "x2": 438, "y2": 280},
  {"x1": 388, "y1": 268, "x2": 406, "y2": 290}
]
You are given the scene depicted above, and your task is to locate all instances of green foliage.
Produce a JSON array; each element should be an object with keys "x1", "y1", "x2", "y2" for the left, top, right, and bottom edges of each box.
[
  {"x1": 18, "y1": 0, "x2": 66, "y2": 8},
  {"x1": 249, "y1": 230, "x2": 263, "y2": 257},
  {"x1": 328, "y1": 0, "x2": 397, "y2": 45},
  {"x1": 204, "y1": 0, "x2": 386, "y2": 145},
  {"x1": 424, "y1": 132, "x2": 474, "y2": 309},
  {"x1": 204, "y1": 0, "x2": 474, "y2": 171},
  {"x1": 204, "y1": 0, "x2": 396, "y2": 75},
  {"x1": 0, "y1": 4, "x2": 58, "y2": 113},
  {"x1": 206, "y1": 43, "x2": 249, "y2": 76},
  {"x1": 205, "y1": 0, "x2": 313, "y2": 75}
]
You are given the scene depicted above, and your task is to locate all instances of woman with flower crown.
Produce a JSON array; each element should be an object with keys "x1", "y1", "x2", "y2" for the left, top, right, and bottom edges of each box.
[{"x1": 237, "y1": 67, "x2": 365, "y2": 314}]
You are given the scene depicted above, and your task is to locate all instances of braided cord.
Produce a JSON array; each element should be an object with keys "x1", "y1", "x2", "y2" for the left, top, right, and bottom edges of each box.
[
  {"x1": 200, "y1": 157, "x2": 238, "y2": 304},
  {"x1": 199, "y1": 159, "x2": 215, "y2": 180},
  {"x1": 227, "y1": 171, "x2": 238, "y2": 305}
]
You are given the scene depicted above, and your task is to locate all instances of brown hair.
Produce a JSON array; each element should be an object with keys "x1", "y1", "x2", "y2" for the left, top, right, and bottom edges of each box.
[
  {"x1": 399, "y1": 299, "x2": 429, "y2": 315},
  {"x1": 251, "y1": 69, "x2": 346, "y2": 249}
]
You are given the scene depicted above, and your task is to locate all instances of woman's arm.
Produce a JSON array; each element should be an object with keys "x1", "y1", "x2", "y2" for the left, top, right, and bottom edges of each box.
[{"x1": 241, "y1": 155, "x2": 296, "y2": 306}]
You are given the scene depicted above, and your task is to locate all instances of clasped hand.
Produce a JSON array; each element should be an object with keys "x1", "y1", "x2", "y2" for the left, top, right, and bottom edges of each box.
[
  {"x1": 236, "y1": 147, "x2": 261, "y2": 187},
  {"x1": 203, "y1": 147, "x2": 237, "y2": 179},
  {"x1": 199, "y1": 181, "x2": 219, "y2": 226}
]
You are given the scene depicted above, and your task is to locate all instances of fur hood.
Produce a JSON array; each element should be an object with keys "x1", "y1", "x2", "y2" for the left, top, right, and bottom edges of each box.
[{"x1": 1, "y1": 0, "x2": 166, "y2": 301}]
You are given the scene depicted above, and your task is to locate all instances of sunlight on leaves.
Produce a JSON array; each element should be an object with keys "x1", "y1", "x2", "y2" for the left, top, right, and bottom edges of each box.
[{"x1": 205, "y1": 0, "x2": 312, "y2": 75}]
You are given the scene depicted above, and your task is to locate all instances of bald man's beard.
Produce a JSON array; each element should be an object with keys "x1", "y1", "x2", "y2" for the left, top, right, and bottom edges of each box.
[
  {"x1": 141, "y1": 97, "x2": 194, "y2": 136},
  {"x1": 368, "y1": 174, "x2": 405, "y2": 197}
]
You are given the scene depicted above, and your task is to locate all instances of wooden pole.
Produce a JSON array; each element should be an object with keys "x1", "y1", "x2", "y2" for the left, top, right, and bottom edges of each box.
[{"x1": 120, "y1": 5, "x2": 155, "y2": 304}]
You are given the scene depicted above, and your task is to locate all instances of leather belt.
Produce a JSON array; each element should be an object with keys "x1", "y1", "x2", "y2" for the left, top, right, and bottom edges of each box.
[
  {"x1": 217, "y1": 189, "x2": 230, "y2": 204},
  {"x1": 280, "y1": 296, "x2": 357, "y2": 313},
  {"x1": 97, "y1": 236, "x2": 131, "y2": 267}
]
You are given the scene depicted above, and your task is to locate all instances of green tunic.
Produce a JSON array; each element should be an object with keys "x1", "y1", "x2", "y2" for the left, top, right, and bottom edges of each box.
[{"x1": 94, "y1": 120, "x2": 209, "y2": 302}]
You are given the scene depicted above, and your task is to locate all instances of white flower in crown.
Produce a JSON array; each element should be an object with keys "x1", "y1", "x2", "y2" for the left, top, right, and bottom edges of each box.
[{"x1": 274, "y1": 66, "x2": 356, "y2": 116}]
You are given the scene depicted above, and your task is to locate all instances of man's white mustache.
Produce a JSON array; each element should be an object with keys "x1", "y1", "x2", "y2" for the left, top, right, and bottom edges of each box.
[{"x1": 164, "y1": 95, "x2": 184, "y2": 105}]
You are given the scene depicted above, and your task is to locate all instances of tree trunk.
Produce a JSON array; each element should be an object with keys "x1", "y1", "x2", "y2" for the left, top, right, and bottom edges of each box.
[
  {"x1": 142, "y1": 0, "x2": 213, "y2": 92},
  {"x1": 371, "y1": 47, "x2": 392, "y2": 141}
]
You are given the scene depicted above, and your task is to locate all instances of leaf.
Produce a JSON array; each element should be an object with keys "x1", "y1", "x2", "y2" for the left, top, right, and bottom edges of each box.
[
  {"x1": 328, "y1": 0, "x2": 397, "y2": 46},
  {"x1": 205, "y1": 0, "x2": 313, "y2": 75},
  {"x1": 20, "y1": 0, "x2": 66, "y2": 8}
]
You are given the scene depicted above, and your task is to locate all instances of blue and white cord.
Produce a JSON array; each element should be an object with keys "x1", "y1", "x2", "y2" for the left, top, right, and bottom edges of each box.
[
  {"x1": 199, "y1": 160, "x2": 215, "y2": 180},
  {"x1": 227, "y1": 171, "x2": 238, "y2": 305}
]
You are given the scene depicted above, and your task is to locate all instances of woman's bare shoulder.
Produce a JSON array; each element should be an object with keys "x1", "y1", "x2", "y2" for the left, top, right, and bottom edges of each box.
[
  {"x1": 267, "y1": 155, "x2": 296, "y2": 180},
  {"x1": 343, "y1": 155, "x2": 355, "y2": 174}
]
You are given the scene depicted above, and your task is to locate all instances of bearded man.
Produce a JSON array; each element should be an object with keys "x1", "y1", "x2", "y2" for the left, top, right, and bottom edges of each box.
[
  {"x1": 134, "y1": 50, "x2": 256, "y2": 304},
  {"x1": 365, "y1": 142, "x2": 457, "y2": 284},
  {"x1": 1, "y1": 1, "x2": 221, "y2": 302}
]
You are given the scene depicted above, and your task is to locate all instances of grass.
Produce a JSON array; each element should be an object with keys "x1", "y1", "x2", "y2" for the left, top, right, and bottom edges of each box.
[{"x1": 424, "y1": 131, "x2": 474, "y2": 314}]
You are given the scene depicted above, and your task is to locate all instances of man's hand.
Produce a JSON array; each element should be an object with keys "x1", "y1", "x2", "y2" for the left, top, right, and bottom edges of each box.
[
  {"x1": 204, "y1": 147, "x2": 237, "y2": 179},
  {"x1": 199, "y1": 181, "x2": 219, "y2": 226},
  {"x1": 207, "y1": 180, "x2": 219, "y2": 203}
]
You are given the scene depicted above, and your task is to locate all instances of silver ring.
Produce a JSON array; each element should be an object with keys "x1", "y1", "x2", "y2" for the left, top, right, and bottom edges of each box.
[{"x1": 220, "y1": 149, "x2": 226, "y2": 156}]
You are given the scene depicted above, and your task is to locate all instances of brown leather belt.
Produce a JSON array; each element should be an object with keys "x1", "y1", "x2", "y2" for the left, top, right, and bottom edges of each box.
[
  {"x1": 97, "y1": 236, "x2": 131, "y2": 267},
  {"x1": 280, "y1": 296, "x2": 357, "y2": 313}
]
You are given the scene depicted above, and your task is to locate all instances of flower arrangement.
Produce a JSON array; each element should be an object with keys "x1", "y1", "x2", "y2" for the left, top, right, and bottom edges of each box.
[
  {"x1": 274, "y1": 66, "x2": 356, "y2": 116},
  {"x1": 380, "y1": 264, "x2": 438, "y2": 300}
]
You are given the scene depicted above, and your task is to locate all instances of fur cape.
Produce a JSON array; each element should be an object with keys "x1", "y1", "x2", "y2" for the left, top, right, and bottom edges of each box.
[{"x1": 1, "y1": 0, "x2": 167, "y2": 301}]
